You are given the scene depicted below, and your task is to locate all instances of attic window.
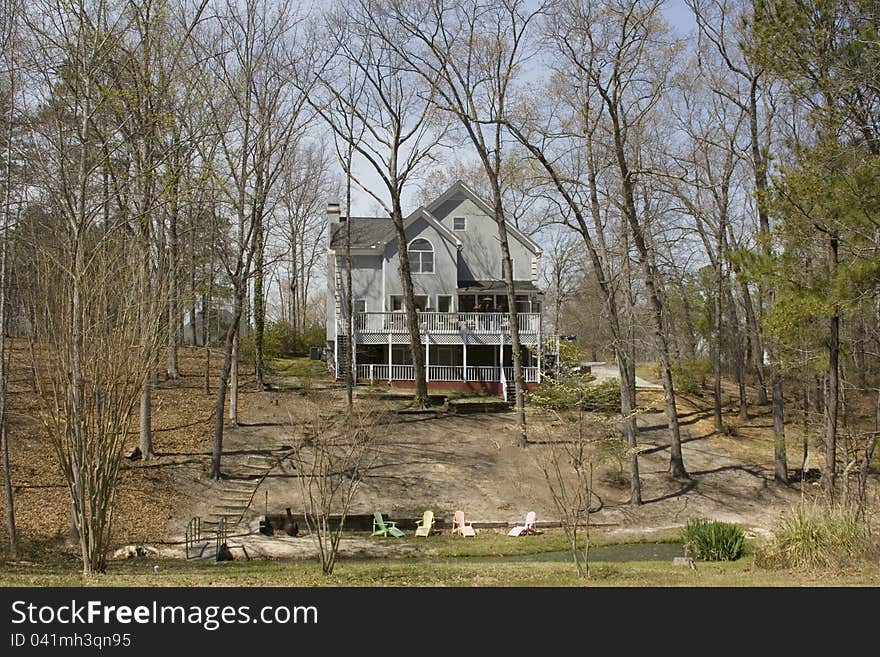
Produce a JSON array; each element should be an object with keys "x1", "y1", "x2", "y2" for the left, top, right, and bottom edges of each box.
[{"x1": 453, "y1": 216, "x2": 466, "y2": 231}]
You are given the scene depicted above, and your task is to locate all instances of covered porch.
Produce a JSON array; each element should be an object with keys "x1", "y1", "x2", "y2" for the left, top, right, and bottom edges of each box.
[{"x1": 352, "y1": 343, "x2": 541, "y2": 392}]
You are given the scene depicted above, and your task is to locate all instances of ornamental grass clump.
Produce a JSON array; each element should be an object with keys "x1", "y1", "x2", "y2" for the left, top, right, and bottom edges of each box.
[
  {"x1": 681, "y1": 518, "x2": 746, "y2": 561},
  {"x1": 755, "y1": 504, "x2": 875, "y2": 569}
]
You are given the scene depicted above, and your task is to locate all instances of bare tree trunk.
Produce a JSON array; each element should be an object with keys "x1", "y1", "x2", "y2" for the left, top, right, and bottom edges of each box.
[
  {"x1": 390, "y1": 211, "x2": 429, "y2": 405},
  {"x1": 0, "y1": 42, "x2": 18, "y2": 559},
  {"x1": 211, "y1": 291, "x2": 245, "y2": 479},
  {"x1": 344, "y1": 149, "x2": 354, "y2": 411},
  {"x1": 824, "y1": 232, "x2": 840, "y2": 503},
  {"x1": 857, "y1": 293, "x2": 880, "y2": 512},
  {"x1": 772, "y1": 368, "x2": 787, "y2": 482},
  {"x1": 253, "y1": 215, "x2": 266, "y2": 391},
  {"x1": 1, "y1": 424, "x2": 16, "y2": 559},
  {"x1": 0, "y1": 228, "x2": 15, "y2": 559},
  {"x1": 229, "y1": 328, "x2": 239, "y2": 426},
  {"x1": 801, "y1": 382, "x2": 810, "y2": 477},
  {"x1": 167, "y1": 199, "x2": 179, "y2": 379},
  {"x1": 712, "y1": 230, "x2": 724, "y2": 432},
  {"x1": 724, "y1": 283, "x2": 748, "y2": 421},
  {"x1": 139, "y1": 375, "x2": 155, "y2": 460},
  {"x1": 616, "y1": 154, "x2": 686, "y2": 476},
  {"x1": 492, "y1": 188, "x2": 528, "y2": 447}
]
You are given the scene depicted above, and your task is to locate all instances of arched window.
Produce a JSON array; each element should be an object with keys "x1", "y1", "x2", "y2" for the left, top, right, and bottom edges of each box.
[{"x1": 407, "y1": 238, "x2": 434, "y2": 274}]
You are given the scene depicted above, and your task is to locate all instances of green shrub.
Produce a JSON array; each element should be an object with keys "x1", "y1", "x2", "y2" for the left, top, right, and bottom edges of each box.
[
  {"x1": 238, "y1": 321, "x2": 326, "y2": 364},
  {"x1": 681, "y1": 518, "x2": 746, "y2": 561},
  {"x1": 671, "y1": 359, "x2": 712, "y2": 395},
  {"x1": 755, "y1": 504, "x2": 875, "y2": 569},
  {"x1": 528, "y1": 377, "x2": 620, "y2": 413}
]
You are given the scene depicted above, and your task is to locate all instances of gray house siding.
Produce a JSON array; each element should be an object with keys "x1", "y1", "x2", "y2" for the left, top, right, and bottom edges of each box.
[
  {"x1": 326, "y1": 250, "x2": 336, "y2": 341},
  {"x1": 383, "y1": 216, "x2": 458, "y2": 310},
  {"x1": 431, "y1": 194, "x2": 535, "y2": 282},
  {"x1": 329, "y1": 253, "x2": 383, "y2": 339}
]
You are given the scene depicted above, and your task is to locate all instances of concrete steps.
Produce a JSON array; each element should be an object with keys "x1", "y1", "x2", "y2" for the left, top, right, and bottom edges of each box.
[{"x1": 186, "y1": 447, "x2": 290, "y2": 560}]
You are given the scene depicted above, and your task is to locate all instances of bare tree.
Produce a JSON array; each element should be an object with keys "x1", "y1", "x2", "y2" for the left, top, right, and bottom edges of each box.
[
  {"x1": 289, "y1": 394, "x2": 385, "y2": 574},
  {"x1": 307, "y1": 2, "x2": 448, "y2": 407},
  {"x1": 278, "y1": 141, "x2": 335, "y2": 335},
  {"x1": 550, "y1": 0, "x2": 688, "y2": 477},
  {"x1": 19, "y1": 0, "x2": 167, "y2": 573},
  {"x1": 198, "y1": 0, "x2": 313, "y2": 478},
  {"x1": 383, "y1": 0, "x2": 548, "y2": 444},
  {"x1": 543, "y1": 231, "x2": 581, "y2": 337},
  {"x1": 0, "y1": 0, "x2": 19, "y2": 559},
  {"x1": 688, "y1": 0, "x2": 789, "y2": 482},
  {"x1": 535, "y1": 404, "x2": 617, "y2": 578}
]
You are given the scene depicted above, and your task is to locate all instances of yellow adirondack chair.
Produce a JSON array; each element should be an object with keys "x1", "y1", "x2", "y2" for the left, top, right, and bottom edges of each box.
[{"x1": 414, "y1": 510, "x2": 435, "y2": 537}]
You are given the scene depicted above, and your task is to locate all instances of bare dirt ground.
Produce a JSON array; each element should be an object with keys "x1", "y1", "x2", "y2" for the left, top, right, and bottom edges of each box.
[
  {"x1": 176, "y1": 371, "x2": 830, "y2": 560},
  {"x1": 2, "y1": 344, "x2": 874, "y2": 563}
]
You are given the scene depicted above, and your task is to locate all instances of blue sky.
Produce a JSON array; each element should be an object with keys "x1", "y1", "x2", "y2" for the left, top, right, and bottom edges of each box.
[{"x1": 342, "y1": 0, "x2": 698, "y2": 217}]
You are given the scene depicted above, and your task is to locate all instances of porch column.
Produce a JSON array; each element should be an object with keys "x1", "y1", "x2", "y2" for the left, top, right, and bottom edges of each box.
[
  {"x1": 498, "y1": 333, "x2": 504, "y2": 379},
  {"x1": 463, "y1": 339, "x2": 468, "y2": 381},
  {"x1": 537, "y1": 320, "x2": 542, "y2": 383},
  {"x1": 498, "y1": 332, "x2": 507, "y2": 401},
  {"x1": 387, "y1": 330, "x2": 392, "y2": 383},
  {"x1": 425, "y1": 336, "x2": 430, "y2": 382}
]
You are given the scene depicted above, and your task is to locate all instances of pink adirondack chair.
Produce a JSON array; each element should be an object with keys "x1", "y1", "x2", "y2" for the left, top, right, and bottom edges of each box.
[
  {"x1": 508, "y1": 511, "x2": 537, "y2": 536},
  {"x1": 452, "y1": 510, "x2": 476, "y2": 537}
]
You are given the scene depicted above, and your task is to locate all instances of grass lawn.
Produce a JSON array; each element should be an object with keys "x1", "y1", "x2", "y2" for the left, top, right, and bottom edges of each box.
[
  {"x1": 3, "y1": 533, "x2": 878, "y2": 587},
  {"x1": 268, "y1": 357, "x2": 332, "y2": 380}
]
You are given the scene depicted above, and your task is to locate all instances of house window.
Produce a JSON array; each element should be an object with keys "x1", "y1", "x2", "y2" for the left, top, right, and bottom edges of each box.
[
  {"x1": 501, "y1": 257, "x2": 515, "y2": 279},
  {"x1": 408, "y1": 238, "x2": 434, "y2": 274},
  {"x1": 354, "y1": 299, "x2": 367, "y2": 314},
  {"x1": 453, "y1": 217, "x2": 466, "y2": 231},
  {"x1": 391, "y1": 295, "x2": 429, "y2": 311},
  {"x1": 437, "y1": 295, "x2": 452, "y2": 313}
]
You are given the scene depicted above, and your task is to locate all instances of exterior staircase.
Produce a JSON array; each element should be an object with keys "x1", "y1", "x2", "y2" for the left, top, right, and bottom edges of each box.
[
  {"x1": 185, "y1": 446, "x2": 293, "y2": 560},
  {"x1": 504, "y1": 381, "x2": 516, "y2": 404}
]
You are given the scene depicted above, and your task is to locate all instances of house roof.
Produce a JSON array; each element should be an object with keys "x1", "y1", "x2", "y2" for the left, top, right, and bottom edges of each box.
[
  {"x1": 457, "y1": 280, "x2": 543, "y2": 294},
  {"x1": 328, "y1": 208, "x2": 462, "y2": 251},
  {"x1": 425, "y1": 180, "x2": 543, "y2": 256},
  {"x1": 329, "y1": 217, "x2": 393, "y2": 249}
]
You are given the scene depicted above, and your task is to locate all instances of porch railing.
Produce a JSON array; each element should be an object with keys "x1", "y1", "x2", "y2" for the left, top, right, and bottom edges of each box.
[
  {"x1": 353, "y1": 311, "x2": 540, "y2": 334},
  {"x1": 354, "y1": 364, "x2": 539, "y2": 383}
]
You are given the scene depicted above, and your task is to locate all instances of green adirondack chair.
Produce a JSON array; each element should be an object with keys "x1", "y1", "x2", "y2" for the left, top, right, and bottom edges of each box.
[{"x1": 372, "y1": 512, "x2": 405, "y2": 538}]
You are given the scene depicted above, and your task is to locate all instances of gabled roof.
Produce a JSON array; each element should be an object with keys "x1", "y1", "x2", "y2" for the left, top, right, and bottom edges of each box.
[
  {"x1": 329, "y1": 217, "x2": 393, "y2": 249},
  {"x1": 425, "y1": 180, "x2": 543, "y2": 256},
  {"x1": 328, "y1": 208, "x2": 461, "y2": 251},
  {"x1": 403, "y1": 206, "x2": 461, "y2": 249}
]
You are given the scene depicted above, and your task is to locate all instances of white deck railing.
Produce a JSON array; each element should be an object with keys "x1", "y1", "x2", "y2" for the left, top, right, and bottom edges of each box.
[
  {"x1": 354, "y1": 365, "x2": 539, "y2": 383},
  {"x1": 353, "y1": 311, "x2": 540, "y2": 334}
]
